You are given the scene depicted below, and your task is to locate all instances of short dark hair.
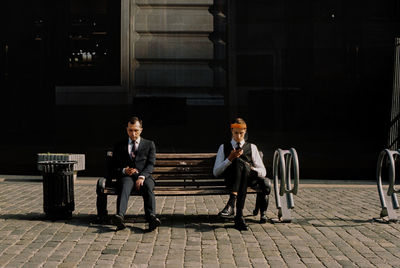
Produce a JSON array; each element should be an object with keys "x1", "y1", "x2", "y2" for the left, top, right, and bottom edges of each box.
[
  {"x1": 128, "y1": 116, "x2": 143, "y2": 127},
  {"x1": 231, "y1": 117, "x2": 246, "y2": 125}
]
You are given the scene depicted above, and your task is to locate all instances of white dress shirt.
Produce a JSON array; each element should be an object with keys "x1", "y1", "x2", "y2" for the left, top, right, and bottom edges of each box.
[
  {"x1": 213, "y1": 139, "x2": 266, "y2": 178},
  {"x1": 123, "y1": 137, "x2": 145, "y2": 180}
]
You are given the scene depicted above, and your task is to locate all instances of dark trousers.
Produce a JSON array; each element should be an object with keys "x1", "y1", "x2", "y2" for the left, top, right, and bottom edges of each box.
[
  {"x1": 117, "y1": 175, "x2": 156, "y2": 220},
  {"x1": 224, "y1": 158, "x2": 270, "y2": 217}
]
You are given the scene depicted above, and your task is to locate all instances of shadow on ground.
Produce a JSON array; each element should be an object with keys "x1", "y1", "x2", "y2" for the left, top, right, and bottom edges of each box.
[
  {"x1": 295, "y1": 217, "x2": 375, "y2": 227},
  {"x1": 0, "y1": 212, "x2": 262, "y2": 232},
  {"x1": 1, "y1": 213, "x2": 383, "y2": 232}
]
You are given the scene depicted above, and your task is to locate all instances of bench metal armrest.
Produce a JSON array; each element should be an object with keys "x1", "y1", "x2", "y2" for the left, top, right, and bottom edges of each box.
[{"x1": 96, "y1": 177, "x2": 107, "y2": 194}]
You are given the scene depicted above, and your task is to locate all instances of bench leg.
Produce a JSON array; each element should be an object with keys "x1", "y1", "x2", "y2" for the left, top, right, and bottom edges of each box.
[
  {"x1": 261, "y1": 193, "x2": 269, "y2": 213},
  {"x1": 253, "y1": 194, "x2": 261, "y2": 215},
  {"x1": 254, "y1": 193, "x2": 269, "y2": 214},
  {"x1": 96, "y1": 192, "x2": 108, "y2": 220},
  {"x1": 95, "y1": 177, "x2": 109, "y2": 222}
]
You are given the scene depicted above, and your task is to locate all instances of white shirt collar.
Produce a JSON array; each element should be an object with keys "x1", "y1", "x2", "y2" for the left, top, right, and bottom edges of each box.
[
  {"x1": 130, "y1": 137, "x2": 141, "y2": 144},
  {"x1": 231, "y1": 139, "x2": 245, "y2": 148}
]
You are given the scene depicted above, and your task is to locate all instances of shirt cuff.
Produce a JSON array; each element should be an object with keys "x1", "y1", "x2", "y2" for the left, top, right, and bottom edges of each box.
[
  {"x1": 138, "y1": 175, "x2": 145, "y2": 180},
  {"x1": 223, "y1": 158, "x2": 232, "y2": 166},
  {"x1": 122, "y1": 168, "x2": 126, "y2": 175},
  {"x1": 253, "y1": 168, "x2": 265, "y2": 178}
]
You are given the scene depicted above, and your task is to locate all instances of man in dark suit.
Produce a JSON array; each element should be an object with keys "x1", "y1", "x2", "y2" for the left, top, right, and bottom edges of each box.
[{"x1": 111, "y1": 116, "x2": 161, "y2": 231}]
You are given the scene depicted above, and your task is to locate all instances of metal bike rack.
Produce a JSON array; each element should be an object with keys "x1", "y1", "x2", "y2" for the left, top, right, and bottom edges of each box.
[
  {"x1": 376, "y1": 149, "x2": 400, "y2": 222},
  {"x1": 272, "y1": 148, "x2": 299, "y2": 223}
]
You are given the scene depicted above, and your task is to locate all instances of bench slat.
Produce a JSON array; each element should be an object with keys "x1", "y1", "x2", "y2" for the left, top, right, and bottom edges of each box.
[
  {"x1": 154, "y1": 188, "x2": 259, "y2": 196},
  {"x1": 155, "y1": 181, "x2": 225, "y2": 187},
  {"x1": 153, "y1": 174, "x2": 215, "y2": 179},
  {"x1": 155, "y1": 159, "x2": 214, "y2": 167},
  {"x1": 103, "y1": 187, "x2": 259, "y2": 196},
  {"x1": 102, "y1": 180, "x2": 225, "y2": 186},
  {"x1": 156, "y1": 153, "x2": 216, "y2": 159},
  {"x1": 153, "y1": 167, "x2": 212, "y2": 173}
]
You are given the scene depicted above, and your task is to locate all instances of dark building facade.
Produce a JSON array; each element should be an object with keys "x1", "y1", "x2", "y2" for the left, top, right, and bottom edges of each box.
[{"x1": 1, "y1": 0, "x2": 400, "y2": 179}]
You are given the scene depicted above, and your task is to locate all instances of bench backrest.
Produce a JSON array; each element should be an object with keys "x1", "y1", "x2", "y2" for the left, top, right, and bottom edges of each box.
[
  {"x1": 153, "y1": 153, "x2": 223, "y2": 189},
  {"x1": 106, "y1": 151, "x2": 264, "y2": 190},
  {"x1": 106, "y1": 152, "x2": 222, "y2": 189}
]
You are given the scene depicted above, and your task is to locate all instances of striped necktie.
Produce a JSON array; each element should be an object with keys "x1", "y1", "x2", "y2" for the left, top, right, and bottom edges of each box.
[{"x1": 131, "y1": 141, "x2": 137, "y2": 159}]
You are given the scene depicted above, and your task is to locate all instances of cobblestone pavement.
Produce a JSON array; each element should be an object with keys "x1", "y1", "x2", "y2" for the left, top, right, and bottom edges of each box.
[{"x1": 0, "y1": 178, "x2": 400, "y2": 268}]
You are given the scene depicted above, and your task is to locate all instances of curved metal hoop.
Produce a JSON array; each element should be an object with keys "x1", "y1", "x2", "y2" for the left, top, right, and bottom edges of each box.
[
  {"x1": 273, "y1": 149, "x2": 286, "y2": 197},
  {"x1": 273, "y1": 148, "x2": 300, "y2": 197},
  {"x1": 390, "y1": 150, "x2": 400, "y2": 195},
  {"x1": 273, "y1": 149, "x2": 284, "y2": 210},
  {"x1": 376, "y1": 149, "x2": 399, "y2": 208},
  {"x1": 273, "y1": 148, "x2": 300, "y2": 213},
  {"x1": 283, "y1": 148, "x2": 299, "y2": 196}
]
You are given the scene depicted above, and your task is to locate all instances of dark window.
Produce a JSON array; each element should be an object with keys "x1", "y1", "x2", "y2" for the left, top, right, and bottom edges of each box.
[
  {"x1": 62, "y1": 0, "x2": 120, "y2": 85},
  {"x1": 236, "y1": 54, "x2": 274, "y2": 87}
]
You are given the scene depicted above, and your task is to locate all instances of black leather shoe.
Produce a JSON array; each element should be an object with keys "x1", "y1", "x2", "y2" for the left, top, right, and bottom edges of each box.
[
  {"x1": 218, "y1": 204, "x2": 234, "y2": 217},
  {"x1": 112, "y1": 214, "x2": 126, "y2": 231},
  {"x1": 234, "y1": 216, "x2": 248, "y2": 231},
  {"x1": 260, "y1": 212, "x2": 267, "y2": 224},
  {"x1": 148, "y1": 215, "x2": 161, "y2": 231}
]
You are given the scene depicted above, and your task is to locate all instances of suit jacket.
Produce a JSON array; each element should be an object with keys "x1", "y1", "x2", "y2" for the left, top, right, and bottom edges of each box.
[{"x1": 112, "y1": 138, "x2": 156, "y2": 180}]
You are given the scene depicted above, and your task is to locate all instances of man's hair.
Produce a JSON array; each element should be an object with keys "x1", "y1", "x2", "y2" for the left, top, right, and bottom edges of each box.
[
  {"x1": 231, "y1": 117, "x2": 246, "y2": 125},
  {"x1": 128, "y1": 116, "x2": 143, "y2": 127}
]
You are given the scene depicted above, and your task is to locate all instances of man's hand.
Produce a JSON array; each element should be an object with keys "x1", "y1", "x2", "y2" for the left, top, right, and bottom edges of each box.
[
  {"x1": 227, "y1": 148, "x2": 243, "y2": 162},
  {"x1": 135, "y1": 178, "x2": 144, "y2": 191},
  {"x1": 124, "y1": 166, "x2": 139, "y2": 176}
]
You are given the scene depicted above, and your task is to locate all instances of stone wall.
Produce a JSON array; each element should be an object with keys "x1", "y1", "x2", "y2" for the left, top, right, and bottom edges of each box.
[{"x1": 131, "y1": 0, "x2": 226, "y2": 102}]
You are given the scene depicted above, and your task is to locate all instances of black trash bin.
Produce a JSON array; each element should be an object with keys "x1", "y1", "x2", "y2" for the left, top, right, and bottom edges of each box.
[{"x1": 38, "y1": 161, "x2": 76, "y2": 219}]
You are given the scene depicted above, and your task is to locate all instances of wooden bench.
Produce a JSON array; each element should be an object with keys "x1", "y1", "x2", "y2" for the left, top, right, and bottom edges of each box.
[{"x1": 96, "y1": 153, "x2": 263, "y2": 218}]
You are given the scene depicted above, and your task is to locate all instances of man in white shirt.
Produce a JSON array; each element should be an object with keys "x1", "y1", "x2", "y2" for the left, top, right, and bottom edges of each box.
[{"x1": 213, "y1": 118, "x2": 271, "y2": 230}]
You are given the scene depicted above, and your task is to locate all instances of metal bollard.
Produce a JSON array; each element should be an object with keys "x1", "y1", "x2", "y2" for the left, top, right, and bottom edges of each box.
[
  {"x1": 376, "y1": 149, "x2": 400, "y2": 222},
  {"x1": 272, "y1": 148, "x2": 299, "y2": 223}
]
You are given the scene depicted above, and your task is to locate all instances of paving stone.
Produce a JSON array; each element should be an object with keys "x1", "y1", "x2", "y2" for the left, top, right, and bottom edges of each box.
[
  {"x1": 58, "y1": 262, "x2": 80, "y2": 268},
  {"x1": 2, "y1": 180, "x2": 400, "y2": 267},
  {"x1": 42, "y1": 261, "x2": 62, "y2": 267},
  {"x1": 202, "y1": 264, "x2": 218, "y2": 268},
  {"x1": 77, "y1": 262, "x2": 95, "y2": 268}
]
